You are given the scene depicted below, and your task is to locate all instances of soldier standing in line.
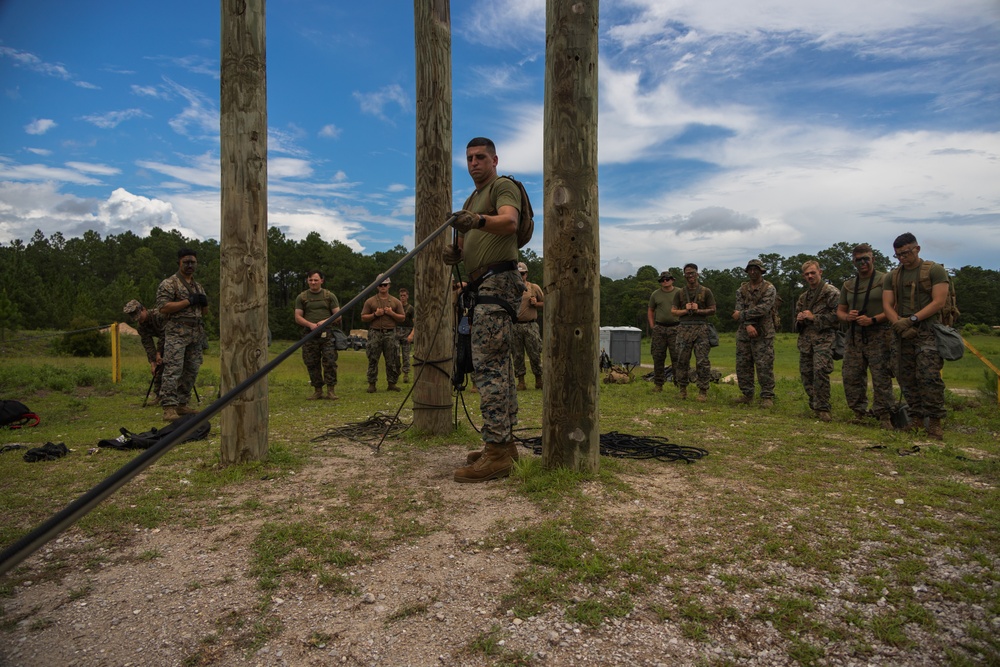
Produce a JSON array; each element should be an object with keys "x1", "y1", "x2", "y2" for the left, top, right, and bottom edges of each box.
[
  {"x1": 155, "y1": 248, "x2": 208, "y2": 422},
  {"x1": 124, "y1": 299, "x2": 167, "y2": 406},
  {"x1": 647, "y1": 270, "x2": 680, "y2": 393},
  {"x1": 294, "y1": 270, "x2": 342, "y2": 401},
  {"x1": 397, "y1": 287, "x2": 414, "y2": 384},
  {"x1": 795, "y1": 259, "x2": 841, "y2": 422},
  {"x1": 837, "y1": 243, "x2": 894, "y2": 429},
  {"x1": 732, "y1": 259, "x2": 777, "y2": 408},
  {"x1": 671, "y1": 263, "x2": 716, "y2": 402},
  {"x1": 512, "y1": 261, "x2": 544, "y2": 391},
  {"x1": 361, "y1": 275, "x2": 405, "y2": 393}
]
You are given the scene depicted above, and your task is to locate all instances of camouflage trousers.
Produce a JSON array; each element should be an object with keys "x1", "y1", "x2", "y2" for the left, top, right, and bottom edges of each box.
[
  {"x1": 302, "y1": 331, "x2": 339, "y2": 388},
  {"x1": 650, "y1": 324, "x2": 679, "y2": 386},
  {"x1": 511, "y1": 320, "x2": 542, "y2": 379},
  {"x1": 675, "y1": 323, "x2": 712, "y2": 391},
  {"x1": 160, "y1": 321, "x2": 204, "y2": 408},
  {"x1": 842, "y1": 326, "x2": 894, "y2": 417},
  {"x1": 472, "y1": 271, "x2": 522, "y2": 445},
  {"x1": 736, "y1": 335, "x2": 775, "y2": 399},
  {"x1": 397, "y1": 328, "x2": 412, "y2": 375},
  {"x1": 895, "y1": 326, "x2": 945, "y2": 419},
  {"x1": 367, "y1": 328, "x2": 400, "y2": 385},
  {"x1": 797, "y1": 329, "x2": 835, "y2": 412}
]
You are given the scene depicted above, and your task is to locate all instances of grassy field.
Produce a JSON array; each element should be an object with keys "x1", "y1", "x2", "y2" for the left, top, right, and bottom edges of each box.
[{"x1": 1, "y1": 330, "x2": 998, "y2": 665}]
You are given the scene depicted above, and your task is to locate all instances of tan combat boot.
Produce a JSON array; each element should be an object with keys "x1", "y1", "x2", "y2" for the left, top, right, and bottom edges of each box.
[
  {"x1": 652, "y1": 384, "x2": 663, "y2": 393},
  {"x1": 733, "y1": 394, "x2": 751, "y2": 405},
  {"x1": 760, "y1": 398, "x2": 774, "y2": 409},
  {"x1": 454, "y1": 442, "x2": 515, "y2": 483},
  {"x1": 927, "y1": 417, "x2": 944, "y2": 440},
  {"x1": 517, "y1": 376, "x2": 527, "y2": 391},
  {"x1": 679, "y1": 387, "x2": 688, "y2": 400},
  {"x1": 534, "y1": 375, "x2": 542, "y2": 390},
  {"x1": 466, "y1": 442, "x2": 520, "y2": 465},
  {"x1": 879, "y1": 415, "x2": 894, "y2": 430},
  {"x1": 818, "y1": 411, "x2": 832, "y2": 422},
  {"x1": 149, "y1": 394, "x2": 162, "y2": 407},
  {"x1": 696, "y1": 389, "x2": 708, "y2": 403},
  {"x1": 162, "y1": 407, "x2": 180, "y2": 422},
  {"x1": 307, "y1": 388, "x2": 324, "y2": 400},
  {"x1": 367, "y1": 383, "x2": 377, "y2": 393},
  {"x1": 387, "y1": 383, "x2": 401, "y2": 392},
  {"x1": 326, "y1": 386, "x2": 339, "y2": 401},
  {"x1": 176, "y1": 404, "x2": 196, "y2": 415},
  {"x1": 403, "y1": 372, "x2": 410, "y2": 384}
]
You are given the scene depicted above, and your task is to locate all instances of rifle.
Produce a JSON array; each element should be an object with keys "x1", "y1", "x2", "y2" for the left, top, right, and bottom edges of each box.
[{"x1": 142, "y1": 365, "x2": 163, "y2": 407}]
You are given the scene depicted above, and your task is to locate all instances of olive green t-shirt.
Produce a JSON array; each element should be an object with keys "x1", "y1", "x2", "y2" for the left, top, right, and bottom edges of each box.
[
  {"x1": 884, "y1": 263, "x2": 948, "y2": 321},
  {"x1": 460, "y1": 176, "x2": 521, "y2": 274},
  {"x1": 672, "y1": 284, "x2": 716, "y2": 324},
  {"x1": 839, "y1": 270, "x2": 886, "y2": 319},
  {"x1": 648, "y1": 288, "x2": 678, "y2": 325}
]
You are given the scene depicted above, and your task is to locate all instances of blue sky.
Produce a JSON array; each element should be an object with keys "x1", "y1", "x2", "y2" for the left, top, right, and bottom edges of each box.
[{"x1": 1, "y1": 0, "x2": 998, "y2": 279}]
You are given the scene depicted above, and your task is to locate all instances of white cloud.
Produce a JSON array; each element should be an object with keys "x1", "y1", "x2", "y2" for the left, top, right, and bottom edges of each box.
[
  {"x1": 319, "y1": 124, "x2": 341, "y2": 139},
  {"x1": 269, "y1": 157, "x2": 313, "y2": 179},
  {"x1": 25, "y1": 148, "x2": 52, "y2": 156},
  {"x1": 65, "y1": 162, "x2": 121, "y2": 176},
  {"x1": 136, "y1": 153, "x2": 220, "y2": 189},
  {"x1": 164, "y1": 79, "x2": 218, "y2": 138},
  {"x1": 81, "y1": 109, "x2": 148, "y2": 129},
  {"x1": 0, "y1": 158, "x2": 102, "y2": 185},
  {"x1": 25, "y1": 119, "x2": 56, "y2": 135},
  {"x1": 353, "y1": 84, "x2": 410, "y2": 122}
]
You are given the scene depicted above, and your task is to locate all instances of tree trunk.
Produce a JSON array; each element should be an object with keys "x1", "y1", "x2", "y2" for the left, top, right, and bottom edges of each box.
[
  {"x1": 219, "y1": 0, "x2": 269, "y2": 463},
  {"x1": 412, "y1": 0, "x2": 454, "y2": 435},
  {"x1": 542, "y1": 0, "x2": 600, "y2": 472}
]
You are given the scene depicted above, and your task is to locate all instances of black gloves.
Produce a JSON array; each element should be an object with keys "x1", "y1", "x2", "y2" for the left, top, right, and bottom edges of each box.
[{"x1": 189, "y1": 293, "x2": 209, "y2": 308}]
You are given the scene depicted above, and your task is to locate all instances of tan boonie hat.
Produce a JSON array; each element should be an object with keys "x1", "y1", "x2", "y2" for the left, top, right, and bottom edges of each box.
[
  {"x1": 745, "y1": 259, "x2": 766, "y2": 273},
  {"x1": 123, "y1": 299, "x2": 143, "y2": 319},
  {"x1": 517, "y1": 262, "x2": 528, "y2": 273}
]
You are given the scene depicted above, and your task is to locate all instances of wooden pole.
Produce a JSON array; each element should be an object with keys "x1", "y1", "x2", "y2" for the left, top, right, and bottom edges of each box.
[
  {"x1": 542, "y1": 0, "x2": 600, "y2": 472},
  {"x1": 412, "y1": 0, "x2": 454, "y2": 435},
  {"x1": 219, "y1": 0, "x2": 269, "y2": 463}
]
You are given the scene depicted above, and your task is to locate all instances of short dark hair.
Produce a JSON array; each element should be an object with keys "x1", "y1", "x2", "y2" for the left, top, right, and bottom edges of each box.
[
  {"x1": 893, "y1": 232, "x2": 917, "y2": 249},
  {"x1": 683, "y1": 263, "x2": 698, "y2": 272},
  {"x1": 306, "y1": 269, "x2": 324, "y2": 280},
  {"x1": 852, "y1": 243, "x2": 873, "y2": 256},
  {"x1": 177, "y1": 247, "x2": 197, "y2": 260},
  {"x1": 467, "y1": 137, "x2": 496, "y2": 154},
  {"x1": 399, "y1": 288, "x2": 408, "y2": 295}
]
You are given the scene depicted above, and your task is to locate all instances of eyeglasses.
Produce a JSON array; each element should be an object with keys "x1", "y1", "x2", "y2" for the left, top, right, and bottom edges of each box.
[
  {"x1": 853, "y1": 257, "x2": 872, "y2": 265},
  {"x1": 893, "y1": 247, "x2": 918, "y2": 260}
]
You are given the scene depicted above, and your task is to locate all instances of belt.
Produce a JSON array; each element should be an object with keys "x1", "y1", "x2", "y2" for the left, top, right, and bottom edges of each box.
[
  {"x1": 517, "y1": 319, "x2": 537, "y2": 324},
  {"x1": 370, "y1": 327, "x2": 395, "y2": 331},
  {"x1": 468, "y1": 260, "x2": 518, "y2": 284},
  {"x1": 655, "y1": 321, "x2": 679, "y2": 327}
]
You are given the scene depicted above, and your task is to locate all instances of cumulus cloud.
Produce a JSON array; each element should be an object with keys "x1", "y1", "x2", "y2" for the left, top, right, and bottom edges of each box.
[
  {"x1": 671, "y1": 207, "x2": 761, "y2": 234},
  {"x1": 319, "y1": 124, "x2": 341, "y2": 139},
  {"x1": 25, "y1": 118, "x2": 56, "y2": 135}
]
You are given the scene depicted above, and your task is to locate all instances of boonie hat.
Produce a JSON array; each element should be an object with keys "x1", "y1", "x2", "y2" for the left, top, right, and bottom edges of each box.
[
  {"x1": 745, "y1": 259, "x2": 766, "y2": 273},
  {"x1": 123, "y1": 299, "x2": 143, "y2": 319},
  {"x1": 377, "y1": 274, "x2": 391, "y2": 285},
  {"x1": 517, "y1": 262, "x2": 528, "y2": 273},
  {"x1": 658, "y1": 271, "x2": 674, "y2": 281}
]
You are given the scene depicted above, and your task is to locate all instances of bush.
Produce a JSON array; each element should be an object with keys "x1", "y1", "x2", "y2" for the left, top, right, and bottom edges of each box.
[{"x1": 59, "y1": 317, "x2": 111, "y2": 357}]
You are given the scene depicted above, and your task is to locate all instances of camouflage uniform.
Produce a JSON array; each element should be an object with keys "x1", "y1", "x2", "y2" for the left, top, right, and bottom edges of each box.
[
  {"x1": 136, "y1": 308, "x2": 167, "y2": 397},
  {"x1": 512, "y1": 280, "x2": 544, "y2": 380},
  {"x1": 155, "y1": 273, "x2": 206, "y2": 409},
  {"x1": 735, "y1": 280, "x2": 777, "y2": 400},
  {"x1": 672, "y1": 284, "x2": 716, "y2": 391},
  {"x1": 397, "y1": 301, "x2": 414, "y2": 377},
  {"x1": 295, "y1": 288, "x2": 340, "y2": 390},
  {"x1": 885, "y1": 263, "x2": 948, "y2": 420},
  {"x1": 473, "y1": 270, "x2": 522, "y2": 444},
  {"x1": 648, "y1": 287, "x2": 680, "y2": 387},
  {"x1": 362, "y1": 293, "x2": 403, "y2": 386},
  {"x1": 795, "y1": 283, "x2": 841, "y2": 412},
  {"x1": 839, "y1": 271, "x2": 894, "y2": 418}
]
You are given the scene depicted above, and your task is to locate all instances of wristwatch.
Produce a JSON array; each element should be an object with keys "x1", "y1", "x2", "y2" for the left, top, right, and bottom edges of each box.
[
  {"x1": 478, "y1": 214, "x2": 487, "y2": 228},
  {"x1": 909, "y1": 315, "x2": 919, "y2": 323}
]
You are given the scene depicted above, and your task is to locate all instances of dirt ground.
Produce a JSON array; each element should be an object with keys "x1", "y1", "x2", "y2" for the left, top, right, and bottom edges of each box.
[{"x1": 0, "y1": 434, "x2": 994, "y2": 667}]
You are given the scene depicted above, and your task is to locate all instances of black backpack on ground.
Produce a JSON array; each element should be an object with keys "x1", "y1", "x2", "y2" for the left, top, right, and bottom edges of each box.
[
  {"x1": 0, "y1": 400, "x2": 40, "y2": 429},
  {"x1": 99, "y1": 413, "x2": 211, "y2": 450}
]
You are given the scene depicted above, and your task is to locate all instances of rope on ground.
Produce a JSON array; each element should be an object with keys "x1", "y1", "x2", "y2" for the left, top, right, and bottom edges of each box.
[
  {"x1": 516, "y1": 431, "x2": 709, "y2": 463},
  {"x1": 310, "y1": 412, "x2": 410, "y2": 446}
]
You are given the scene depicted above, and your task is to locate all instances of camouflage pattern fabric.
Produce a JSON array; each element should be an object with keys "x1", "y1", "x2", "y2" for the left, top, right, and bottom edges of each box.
[
  {"x1": 367, "y1": 328, "x2": 400, "y2": 385},
  {"x1": 159, "y1": 321, "x2": 204, "y2": 408},
  {"x1": 842, "y1": 326, "x2": 894, "y2": 417},
  {"x1": 472, "y1": 270, "x2": 522, "y2": 445},
  {"x1": 137, "y1": 309, "x2": 167, "y2": 395},
  {"x1": 675, "y1": 323, "x2": 712, "y2": 391},
  {"x1": 797, "y1": 329, "x2": 835, "y2": 411},
  {"x1": 511, "y1": 321, "x2": 542, "y2": 378},
  {"x1": 397, "y1": 302, "x2": 414, "y2": 374},
  {"x1": 398, "y1": 338, "x2": 412, "y2": 376},
  {"x1": 895, "y1": 325, "x2": 945, "y2": 419},
  {"x1": 650, "y1": 324, "x2": 679, "y2": 386},
  {"x1": 736, "y1": 336, "x2": 775, "y2": 399},
  {"x1": 302, "y1": 332, "x2": 339, "y2": 388}
]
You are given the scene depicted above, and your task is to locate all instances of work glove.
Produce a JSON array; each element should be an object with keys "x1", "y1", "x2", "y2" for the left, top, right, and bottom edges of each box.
[
  {"x1": 442, "y1": 245, "x2": 463, "y2": 266},
  {"x1": 189, "y1": 293, "x2": 209, "y2": 308},
  {"x1": 891, "y1": 318, "x2": 912, "y2": 336},
  {"x1": 901, "y1": 326, "x2": 920, "y2": 340},
  {"x1": 450, "y1": 210, "x2": 482, "y2": 234}
]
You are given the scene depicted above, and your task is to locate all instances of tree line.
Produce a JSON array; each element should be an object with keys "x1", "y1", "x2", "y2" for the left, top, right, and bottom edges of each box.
[{"x1": 0, "y1": 229, "x2": 996, "y2": 343}]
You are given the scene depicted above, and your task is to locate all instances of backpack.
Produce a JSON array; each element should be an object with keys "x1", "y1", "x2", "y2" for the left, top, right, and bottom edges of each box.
[
  {"x1": 98, "y1": 413, "x2": 210, "y2": 450},
  {"x1": 739, "y1": 280, "x2": 781, "y2": 332},
  {"x1": 462, "y1": 175, "x2": 535, "y2": 248},
  {"x1": 0, "y1": 400, "x2": 40, "y2": 429},
  {"x1": 891, "y1": 260, "x2": 959, "y2": 327}
]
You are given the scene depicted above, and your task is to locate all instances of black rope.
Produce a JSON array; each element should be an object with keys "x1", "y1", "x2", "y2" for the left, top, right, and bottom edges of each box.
[
  {"x1": 310, "y1": 412, "x2": 410, "y2": 447},
  {"x1": 516, "y1": 431, "x2": 709, "y2": 463}
]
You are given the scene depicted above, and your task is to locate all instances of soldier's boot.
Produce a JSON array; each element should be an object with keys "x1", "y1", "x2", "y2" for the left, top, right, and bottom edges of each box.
[
  {"x1": 466, "y1": 441, "x2": 520, "y2": 465},
  {"x1": 733, "y1": 394, "x2": 752, "y2": 405},
  {"x1": 760, "y1": 398, "x2": 774, "y2": 409},
  {"x1": 534, "y1": 375, "x2": 542, "y2": 390},
  {"x1": 879, "y1": 415, "x2": 894, "y2": 430},
  {"x1": 469, "y1": 384, "x2": 479, "y2": 394},
  {"x1": 307, "y1": 388, "x2": 324, "y2": 400},
  {"x1": 517, "y1": 376, "x2": 527, "y2": 391},
  {"x1": 652, "y1": 384, "x2": 663, "y2": 393},
  {"x1": 387, "y1": 383, "x2": 401, "y2": 392},
  {"x1": 679, "y1": 387, "x2": 688, "y2": 400},
  {"x1": 149, "y1": 394, "x2": 162, "y2": 407},
  {"x1": 818, "y1": 411, "x2": 832, "y2": 422},
  {"x1": 162, "y1": 407, "x2": 181, "y2": 422},
  {"x1": 696, "y1": 389, "x2": 708, "y2": 403},
  {"x1": 454, "y1": 442, "x2": 515, "y2": 483},
  {"x1": 367, "y1": 383, "x2": 377, "y2": 394},
  {"x1": 927, "y1": 417, "x2": 944, "y2": 440},
  {"x1": 403, "y1": 372, "x2": 410, "y2": 384},
  {"x1": 850, "y1": 411, "x2": 867, "y2": 424},
  {"x1": 326, "y1": 386, "x2": 339, "y2": 401},
  {"x1": 176, "y1": 404, "x2": 197, "y2": 415}
]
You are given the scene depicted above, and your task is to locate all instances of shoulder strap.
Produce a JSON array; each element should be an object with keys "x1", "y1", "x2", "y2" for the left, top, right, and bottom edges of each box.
[{"x1": 919, "y1": 260, "x2": 934, "y2": 293}]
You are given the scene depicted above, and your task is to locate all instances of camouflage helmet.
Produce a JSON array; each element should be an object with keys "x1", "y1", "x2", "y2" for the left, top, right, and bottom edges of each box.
[
  {"x1": 745, "y1": 259, "x2": 766, "y2": 274},
  {"x1": 123, "y1": 299, "x2": 143, "y2": 319}
]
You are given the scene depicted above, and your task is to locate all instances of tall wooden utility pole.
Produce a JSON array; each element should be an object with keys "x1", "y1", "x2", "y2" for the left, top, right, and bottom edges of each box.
[
  {"x1": 219, "y1": 0, "x2": 269, "y2": 463},
  {"x1": 412, "y1": 0, "x2": 454, "y2": 434},
  {"x1": 542, "y1": 0, "x2": 600, "y2": 472}
]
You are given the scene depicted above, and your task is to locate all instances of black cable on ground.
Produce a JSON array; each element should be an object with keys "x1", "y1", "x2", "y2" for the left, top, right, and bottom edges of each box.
[
  {"x1": 515, "y1": 431, "x2": 709, "y2": 463},
  {"x1": 311, "y1": 412, "x2": 410, "y2": 447}
]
